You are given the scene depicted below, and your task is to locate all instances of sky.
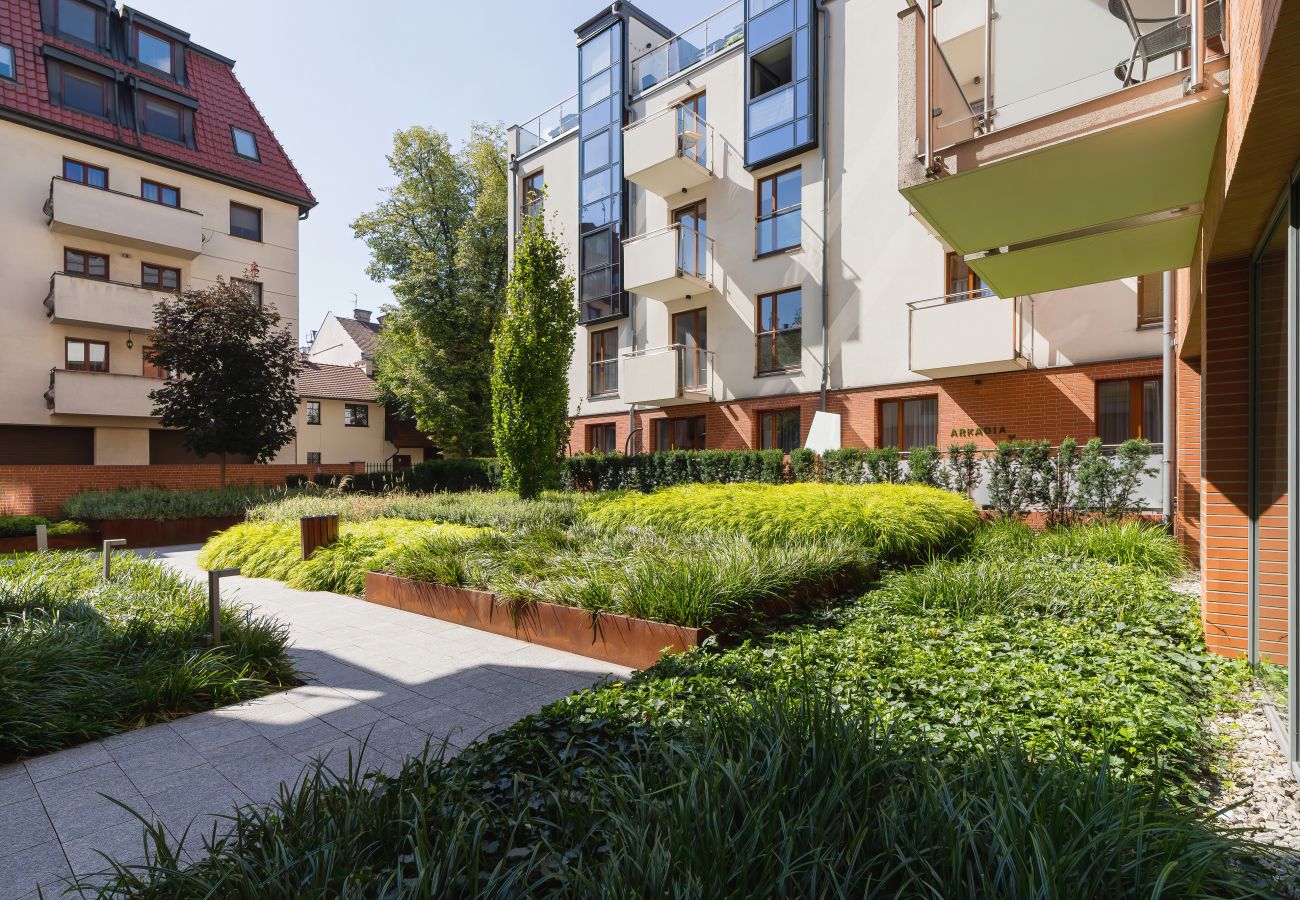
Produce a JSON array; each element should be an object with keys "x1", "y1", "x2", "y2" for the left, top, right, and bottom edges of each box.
[{"x1": 128, "y1": 0, "x2": 711, "y2": 344}]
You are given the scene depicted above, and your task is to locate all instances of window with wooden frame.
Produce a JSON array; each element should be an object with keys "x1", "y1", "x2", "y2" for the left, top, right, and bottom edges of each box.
[
  {"x1": 344, "y1": 404, "x2": 369, "y2": 427},
  {"x1": 305, "y1": 401, "x2": 321, "y2": 425},
  {"x1": 229, "y1": 202, "x2": 262, "y2": 241},
  {"x1": 1136, "y1": 275, "x2": 1162, "y2": 328},
  {"x1": 134, "y1": 26, "x2": 175, "y2": 75},
  {"x1": 589, "y1": 327, "x2": 619, "y2": 397},
  {"x1": 756, "y1": 287, "x2": 801, "y2": 374},
  {"x1": 755, "y1": 166, "x2": 800, "y2": 256},
  {"x1": 588, "y1": 423, "x2": 617, "y2": 455},
  {"x1": 677, "y1": 92, "x2": 707, "y2": 167},
  {"x1": 758, "y1": 409, "x2": 800, "y2": 453},
  {"x1": 521, "y1": 170, "x2": 544, "y2": 219},
  {"x1": 63, "y1": 158, "x2": 107, "y2": 189},
  {"x1": 654, "y1": 415, "x2": 706, "y2": 451},
  {"x1": 673, "y1": 200, "x2": 707, "y2": 280},
  {"x1": 141, "y1": 178, "x2": 179, "y2": 207},
  {"x1": 141, "y1": 263, "x2": 180, "y2": 292},
  {"x1": 64, "y1": 247, "x2": 108, "y2": 280},
  {"x1": 232, "y1": 278, "x2": 263, "y2": 307},
  {"x1": 47, "y1": 60, "x2": 112, "y2": 119},
  {"x1": 138, "y1": 93, "x2": 193, "y2": 145},
  {"x1": 944, "y1": 251, "x2": 989, "y2": 299},
  {"x1": 879, "y1": 396, "x2": 938, "y2": 450},
  {"x1": 141, "y1": 346, "x2": 169, "y2": 379},
  {"x1": 66, "y1": 338, "x2": 108, "y2": 372},
  {"x1": 1096, "y1": 377, "x2": 1162, "y2": 445}
]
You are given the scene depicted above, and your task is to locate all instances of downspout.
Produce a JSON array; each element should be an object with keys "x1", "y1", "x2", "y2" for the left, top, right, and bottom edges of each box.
[
  {"x1": 817, "y1": 0, "x2": 831, "y2": 412},
  {"x1": 1162, "y1": 270, "x2": 1175, "y2": 524}
]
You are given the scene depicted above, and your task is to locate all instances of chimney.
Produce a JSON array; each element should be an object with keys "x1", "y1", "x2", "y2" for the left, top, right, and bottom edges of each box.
[{"x1": 354, "y1": 309, "x2": 372, "y2": 323}]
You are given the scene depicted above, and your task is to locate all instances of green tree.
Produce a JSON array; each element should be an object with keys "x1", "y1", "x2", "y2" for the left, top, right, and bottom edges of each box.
[
  {"x1": 491, "y1": 210, "x2": 576, "y2": 499},
  {"x1": 146, "y1": 270, "x2": 299, "y2": 484},
  {"x1": 352, "y1": 123, "x2": 508, "y2": 457}
]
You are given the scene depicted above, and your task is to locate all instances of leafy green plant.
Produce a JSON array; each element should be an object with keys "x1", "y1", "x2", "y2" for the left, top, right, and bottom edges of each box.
[
  {"x1": 945, "y1": 442, "x2": 982, "y2": 497},
  {"x1": 864, "y1": 447, "x2": 903, "y2": 484},
  {"x1": 1077, "y1": 438, "x2": 1157, "y2": 519},
  {"x1": 821, "y1": 448, "x2": 868, "y2": 484},
  {"x1": 562, "y1": 450, "x2": 788, "y2": 492},
  {"x1": 1042, "y1": 437, "x2": 1080, "y2": 527},
  {"x1": 1036, "y1": 521, "x2": 1185, "y2": 575},
  {"x1": 64, "y1": 486, "x2": 302, "y2": 521},
  {"x1": 905, "y1": 445, "x2": 943, "y2": 487},
  {"x1": 0, "y1": 515, "x2": 48, "y2": 538},
  {"x1": 47, "y1": 520, "x2": 89, "y2": 536},
  {"x1": 788, "y1": 447, "x2": 817, "y2": 483}
]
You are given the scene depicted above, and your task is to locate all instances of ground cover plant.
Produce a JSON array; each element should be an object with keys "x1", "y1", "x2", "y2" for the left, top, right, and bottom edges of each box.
[
  {"x1": 200, "y1": 519, "x2": 484, "y2": 595},
  {"x1": 0, "y1": 515, "x2": 86, "y2": 537},
  {"x1": 64, "y1": 486, "x2": 305, "y2": 521},
  {"x1": 584, "y1": 482, "x2": 979, "y2": 565},
  {"x1": 88, "y1": 523, "x2": 1279, "y2": 896},
  {"x1": 246, "y1": 490, "x2": 582, "y2": 532},
  {"x1": 0, "y1": 551, "x2": 294, "y2": 760}
]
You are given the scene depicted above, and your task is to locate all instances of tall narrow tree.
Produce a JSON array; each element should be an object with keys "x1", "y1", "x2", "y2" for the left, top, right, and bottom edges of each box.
[
  {"x1": 352, "y1": 123, "x2": 508, "y2": 457},
  {"x1": 147, "y1": 270, "x2": 300, "y2": 483},
  {"x1": 492, "y1": 210, "x2": 576, "y2": 499}
]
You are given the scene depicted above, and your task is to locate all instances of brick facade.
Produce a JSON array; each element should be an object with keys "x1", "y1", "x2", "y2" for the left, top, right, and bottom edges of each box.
[
  {"x1": 568, "y1": 357, "x2": 1165, "y2": 456},
  {"x1": 0, "y1": 463, "x2": 365, "y2": 518},
  {"x1": 1175, "y1": 354, "x2": 1202, "y2": 566}
]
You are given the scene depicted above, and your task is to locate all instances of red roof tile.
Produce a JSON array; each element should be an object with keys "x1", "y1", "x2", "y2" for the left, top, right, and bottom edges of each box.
[
  {"x1": 0, "y1": 0, "x2": 315, "y2": 210},
  {"x1": 298, "y1": 361, "x2": 377, "y2": 402}
]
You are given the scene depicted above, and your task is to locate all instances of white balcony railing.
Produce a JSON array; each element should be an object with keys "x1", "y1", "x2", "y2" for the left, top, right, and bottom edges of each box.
[
  {"x1": 44, "y1": 272, "x2": 162, "y2": 332},
  {"x1": 622, "y1": 223, "x2": 714, "y2": 302},
  {"x1": 46, "y1": 369, "x2": 158, "y2": 418},
  {"x1": 620, "y1": 344, "x2": 715, "y2": 406},
  {"x1": 907, "y1": 289, "x2": 1034, "y2": 378},
  {"x1": 623, "y1": 106, "x2": 714, "y2": 196},
  {"x1": 45, "y1": 177, "x2": 203, "y2": 258}
]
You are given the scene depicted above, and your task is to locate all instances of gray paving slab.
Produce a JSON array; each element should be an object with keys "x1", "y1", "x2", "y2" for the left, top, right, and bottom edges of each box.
[{"x1": 0, "y1": 544, "x2": 630, "y2": 898}]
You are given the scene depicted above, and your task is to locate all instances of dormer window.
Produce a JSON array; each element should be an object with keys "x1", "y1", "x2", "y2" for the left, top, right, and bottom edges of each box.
[
  {"x1": 231, "y1": 127, "x2": 259, "y2": 161},
  {"x1": 139, "y1": 93, "x2": 193, "y2": 145},
  {"x1": 0, "y1": 44, "x2": 15, "y2": 81},
  {"x1": 55, "y1": 0, "x2": 104, "y2": 47},
  {"x1": 135, "y1": 27, "x2": 175, "y2": 75}
]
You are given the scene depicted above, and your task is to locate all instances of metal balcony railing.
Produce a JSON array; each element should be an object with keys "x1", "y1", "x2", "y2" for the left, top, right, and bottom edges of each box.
[
  {"x1": 623, "y1": 222, "x2": 715, "y2": 285},
  {"x1": 630, "y1": 0, "x2": 744, "y2": 96},
  {"x1": 514, "y1": 93, "x2": 580, "y2": 157},
  {"x1": 621, "y1": 343, "x2": 716, "y2": 404}
]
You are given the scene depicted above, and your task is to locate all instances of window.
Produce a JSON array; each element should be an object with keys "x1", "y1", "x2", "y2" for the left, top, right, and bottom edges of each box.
[
  {"x1": 750, "y1": 38, "x2": 793, "y2": 98},
  {"x1": 521, "y1": 170, "x2": 544, "y2": 219},
  {"x1": 232, "y1": 127, "x2": 260, "y2": 161},
  {"x1": 758, "y1": 409, "x2": 800, "y2": 453},
  {"x1": 232, "y1": 278, "x2": 263, "y2": 307},
  {"x1": 305, "y1": 401, "x2": 321, "y2": 425},
  {"x1": 756, "y1": 167, "x2": 800, "y2": 255},
  {"x1": 230, "y1": 202, "x2": 262, "y2": 241},
  {"x1": 589, "y1": 423, "x2": 617, "y2": 455},
  {"x1": 141, "y1": 178, "x2": 179, "y2": 207},
  {"x1": 673, "y1": 201, "x2": 707, "y2": 280},
  {"x1": 306, "y1": 452, "x2": 321, "y2": 465},
  {"x1": 744, "y1": 0, "x2": 815, "y2": 167},
  {"x1": 589, "y1": 327, "x2": 619, "y2": 396},
  {"x1": 63, "y1": 158, "x2": 107, "y2": 189},
  {"x1": 66, "y1": 338, "x2": 108, "y2": 372},
  {"x1": 55, "y1": 0, "x2": 102, "y2": 45},
  {"x1": 655, "y1": 416, "x2": 706, "y2": 451},
  {"x1": 0, "y1": 44, "x2": 15, "y2": 81},
  {"x1": 344, "y1": 404, "x2": 369, "y2": 427},
  {"x1": 135, "y1": 27, "x2": 174, "y2": 74},
  {"x1": 1097, "y1": 377, "x2": 1162, "y2": 445},
  {"x1": 757, "y1": 287, "x2": 802, "y2": 373},
  {"x1": 1136, "y1": 274, "x2": 1162, "y2": 328},
  {"x1": 674, "y1": 307, "x2": 708, "y2": 391},
  {"x1": 141, "y1": 263, "x2": 180, "y2": 291},
  {"x1": 678, "y1": 93, "x2": 707, "y2": 167},
  {"x1": 49, "y1": 62, "x2": 111, "y2": 118},
  {"x1": 945, "y1": 251, "x2": 989, "y2": 299},
  {"x1": 142, "y1": 346, "x2": 169, "y2": 379},
  {"x1": 64, "y1": 248, "x2": 108, "y2": 280},
  {"x1": 139, "y1": 94, "x2": 190, "y2": 144},
  {"x1": 879, "y1": 397, "x2": 939, "y2": 451}
]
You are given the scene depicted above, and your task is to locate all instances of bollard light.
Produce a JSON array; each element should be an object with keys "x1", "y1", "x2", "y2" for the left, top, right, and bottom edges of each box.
[
  {"x1": 35, "y1": 524, "x2": 48, "y2": 553},
  {"x1": 101, "y1": 539, "x2": 127, "y2": 579},
  {"x1": 206, "y1": 568, "x2": 240, "y2": 645}
]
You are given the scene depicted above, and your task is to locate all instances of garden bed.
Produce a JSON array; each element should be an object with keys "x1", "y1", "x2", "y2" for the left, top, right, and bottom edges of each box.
[
  {"x1": 0, "y1": 531, "x2": 100, "y2": 553},
  {"x1": 93, "y1": 515, "x2": 244, "y2": 548}
]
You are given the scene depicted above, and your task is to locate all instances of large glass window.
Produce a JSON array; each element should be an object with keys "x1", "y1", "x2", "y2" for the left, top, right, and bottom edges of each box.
[
  {"x1": 757, "y1": 287, "x2": 801, "y2": 373},
  {"x1": 589, "y1": 327, "x2": 619, "y2": 397},
  {"x1": 141, "y1": 178, "x2": 179, "y2": 207},
  {"x1": 588, "y1": 423, "x2": 617, "y2": 455},
  {"x1": 1096, "y1": 377, "x2": 1162, "y2": 445},
  {"x1": 880, "y1": 397, "x2": 938, "y2": 450},
  {"x1": 136, "y1": 28, "x2": 174, "y2": 74},
  {"x1": 655, "y1": 416, "x2": 707, "y2": 451},
  {"x1": 232, "y1": 127, "x2": 260, "y2": 161},
  {"x1": 945, "y1": 251, "x2": 989, "y2": 298},
  {"x1": 578, "y1": 21, "x2": 625, "y2": 323},
  {"x1": 140, "y1": 95, "x2": 188, "y2": 144},
  {"x1": 744, "y1": 0, "x2": 816, "y2": 167},
  {"x1": 1137, "y1": 274, "x2": 1163, "y2": 328},
  {"x1": 141, "y1": 263, "x2": 180, "y2": 291},
  {"x1": 521, "y1": 170, "x2": 544, "y2": 220},
  {"x1": 306, "y1": 401, "x2": 321, "y2": 425},
  {"x1": 673, "y1": 307, "x2": 708, "y2": 391},
  {"x1": 49, "y1": 62, "x2": 111, "y2": 119},
  {"x1": 758, "y1": 409, "x2": 800, "y2": 453},
  {"x1": 673, "y1": 201, "x2": 707, "y2": 280},
  {"x1": 756, "y1": 167, "x2": 801, "y2": 255},
  {"x1": 56, "y1": 0, "x2": 102, "y2": 45},
  {"x1": 344, "y1": 404, "x2": 369, "y2": 427}
]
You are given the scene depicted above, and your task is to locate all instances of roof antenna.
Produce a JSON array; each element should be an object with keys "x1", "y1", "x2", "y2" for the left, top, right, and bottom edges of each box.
[{"x1": 350, "y1": 292, "x2": 359, "y2": 312}]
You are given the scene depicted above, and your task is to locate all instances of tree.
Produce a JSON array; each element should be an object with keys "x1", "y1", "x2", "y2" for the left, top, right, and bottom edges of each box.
[
  {"x1": 147, "y1": 269, "x2": 300, "y2": 483},
  {"x1": 352, "y1": 123, "x2": 508, "y2": 457},
  {"x1": 491, "y1": 209, "x2": 575, "y2": 499}
]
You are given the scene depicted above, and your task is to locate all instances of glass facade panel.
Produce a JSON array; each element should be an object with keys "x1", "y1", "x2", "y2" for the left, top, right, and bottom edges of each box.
[
  {"x1": 747, "y1": 0, "x2": 794, "y2": 52},
  {"x1": 744, "y1": 0, "x2": 816, "y2": 168},
  {"x1": 578, "y1": 20, "x2": 626, "y2": 322}
]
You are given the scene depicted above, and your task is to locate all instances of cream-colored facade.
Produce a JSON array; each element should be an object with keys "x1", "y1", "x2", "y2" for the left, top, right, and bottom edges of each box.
[{"x1": 293, "y1": 397, "x2": 385, "y2": 466}]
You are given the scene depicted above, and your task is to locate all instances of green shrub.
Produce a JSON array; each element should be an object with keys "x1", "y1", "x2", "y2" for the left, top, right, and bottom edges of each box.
[
  {"x1": 0, "y1": 551, "x2": 294, "y2": 759},
  {"x1": 1076, "y1": 438, "x2": 1157, "y2": 519},
  {"x1": 246, "y1": 491, "x2": 581, "y2": 532},
  {"x1": 63, "y1": 486, "x2": 301, "y2": 521},
  {"x1": 946, "y1": 442, "x2": 982, "y2": 496},
  {"x1": 905, "y1": 445, "x2": 943, "y2": 486},
  {"x1": 561, "y1": 449, "x2": 787, "y2": 492},
  {"x1": 584, "y1": 483, "x2": 978, "y2": 565},
  {"x1": 0, "y1": 515, "x2": 48, "y2": 537},
  {"x1": 788, "y1": 447, "x2": 817, "y2": 482},
  {"x1": 821, "y1": 447, "x2": 868, "y2": 483},
  {"x1": 199, "y1": 519, "x2": 484, "y2": 595},
  {"x1": 864, "y1": 447, "x2": 903, "y2": 484},
  {"x1": 47, "y1": 519, "x2": 89, "y2": 536}
]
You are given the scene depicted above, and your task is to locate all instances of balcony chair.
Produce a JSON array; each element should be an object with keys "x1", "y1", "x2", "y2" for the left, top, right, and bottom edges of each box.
[{"x1": 1108, "y1": 0, "x2": 1222, "y2": 86}]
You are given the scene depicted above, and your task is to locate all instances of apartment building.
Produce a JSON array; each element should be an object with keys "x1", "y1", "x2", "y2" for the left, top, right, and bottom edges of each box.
[
  {"x1": 0, "y1": 0, "x2": 314, "y2": 465},
  {"x1": 507, "y1": 0, "x2": 1165, "y2": 472}
]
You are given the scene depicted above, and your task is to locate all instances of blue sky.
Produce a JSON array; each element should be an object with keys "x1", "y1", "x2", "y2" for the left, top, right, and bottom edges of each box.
[{"x1": 131, "y1": 0, "x2": 710, "y2": 343}]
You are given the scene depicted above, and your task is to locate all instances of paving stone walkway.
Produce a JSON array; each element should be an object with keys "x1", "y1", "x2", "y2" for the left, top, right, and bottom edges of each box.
[{"x1": 0, "y1": 547, "x2": 630, "y2": 899}]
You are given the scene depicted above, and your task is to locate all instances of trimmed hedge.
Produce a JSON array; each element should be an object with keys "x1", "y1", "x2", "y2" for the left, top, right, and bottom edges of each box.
[
  {"x1": 0, "y1": 515, "x2": 49, "y2": 538},
  {"x1": 63, "y1": 486, "x2": 298, "y2": 521},
  {"x1": 585, "y1": 483, "x2": 979, "y2": 564},
  {"x1": 287, "y1": 459, "x2": 503, "y2": 494},
  {"x1": 563, "y1": 450, "x2": 786, "y2": 492}
]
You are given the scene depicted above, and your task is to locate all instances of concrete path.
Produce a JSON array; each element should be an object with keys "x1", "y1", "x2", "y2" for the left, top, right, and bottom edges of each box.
[{"x1": 0, "y1": 547, "x2": 630, "y2": 899}]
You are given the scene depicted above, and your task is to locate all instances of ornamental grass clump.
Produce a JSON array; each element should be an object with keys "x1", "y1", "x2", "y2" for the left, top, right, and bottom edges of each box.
[
  {"x1": 246, "y1": 490, "x2": 582, "y2": 532},
  {"x1": 583, "y1": 482, "x2": 978, "y2": 565},
  {"x1": 0, "y1": 551, "x2": 293, "y2": 759},
  {"x1": 64, "y1": 485, "x2": 303, "y2": 521}
]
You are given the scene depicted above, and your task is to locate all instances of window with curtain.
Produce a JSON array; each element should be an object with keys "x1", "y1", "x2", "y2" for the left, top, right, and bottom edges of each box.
[
  {"x1": 589, "y1": 328, "x2": 619, "y2": 397},
  {"x1": 879, "y1": 397, "x2": 938, "y2": 450},
  {"x1": 758, "y1": 409, "x2": 800, "y2": 452},
  {"x1": 588, "y1": 423, "x2": 617, "y2": 454},
  {"x1": 655, "y1": 416, "x2": 706, "y2": 450},
  {"x1": 1097, "y1": 377, "x2": 1162, "y2": 444}
]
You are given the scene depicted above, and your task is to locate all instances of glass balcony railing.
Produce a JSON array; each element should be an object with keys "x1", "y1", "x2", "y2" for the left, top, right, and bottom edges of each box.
[
  {"x1": 515, "y1": 93, "x2": 580, "y2": 156},
  {"x1": 914, "y1": 0, "x2": 1225, "y2": 159},
  {"x1": 630, "y1": 0, "x2": 744, "y2": 96}
]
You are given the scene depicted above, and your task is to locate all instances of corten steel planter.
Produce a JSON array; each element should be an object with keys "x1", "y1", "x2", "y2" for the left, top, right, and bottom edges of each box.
[
  {"x1": 91, "y1": 516, "x2": 243, "y2": 549},
  {"x1": 364, "y1": 572, "x2": 707, "y2": 670},
  {"x1": 0, "y1": 531, "x2": 101, "y2": 553},
  {"x1": 300, "y1": 514, "x2": 340, "y2": 559}
]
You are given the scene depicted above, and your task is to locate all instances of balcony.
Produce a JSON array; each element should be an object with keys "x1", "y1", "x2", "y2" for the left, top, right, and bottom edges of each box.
[
  {"x1": 620, "y1": 345, "x2": 715, "y2": 406},
  {"x1": 46, "y1": 177, "x2": 203, "y2": 259},
  {"x1": 907, "y1": 291, "x2": 1034, "y2": 378},
  {"x1": 624, "y1": 106, "x2": 714, "y2": 196},
  {"x1": 46, "y1": 370, "x2": 158, "y2": 418},
  {"x1": 899, "y1": 1, "x2": 1227, "y2": 298},
  {"x1": 513, "y1": 93, "x2": 580, "y2": 157},
  {"x1": 622, "y1": 224, "x2": 714, "y2": 302},
  {"x1": 44, "y1": 273, "x2": 161, "y2": 332},
  {"x1": 629, "y1": 0, "x2": 744, "y2": 96}
]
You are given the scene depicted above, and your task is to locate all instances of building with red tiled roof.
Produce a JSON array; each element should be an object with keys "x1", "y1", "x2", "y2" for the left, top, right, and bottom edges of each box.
[{"x1": 0, "y1": 0, "x2": 315, "y2": 465}]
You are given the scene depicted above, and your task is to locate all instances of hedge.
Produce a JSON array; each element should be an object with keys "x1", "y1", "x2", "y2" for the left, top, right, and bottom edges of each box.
[
  {"x1": 562, "y1": 450, "x2": 786, "y2": 492},
  {"x1": 287, "y1": 459, "x2": 502, "y2": 494}
]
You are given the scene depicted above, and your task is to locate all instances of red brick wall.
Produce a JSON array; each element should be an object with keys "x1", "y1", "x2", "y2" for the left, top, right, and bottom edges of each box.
[
  {"x1": 0, "y1": 464, "x2": 365, "y2": 518},
  {"x1": 568, "y1": 357, "x2": 1164, "y2": 455},
  {"x1": 1175, "y1": 355, "x2": 1203, "y2": 565}
]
